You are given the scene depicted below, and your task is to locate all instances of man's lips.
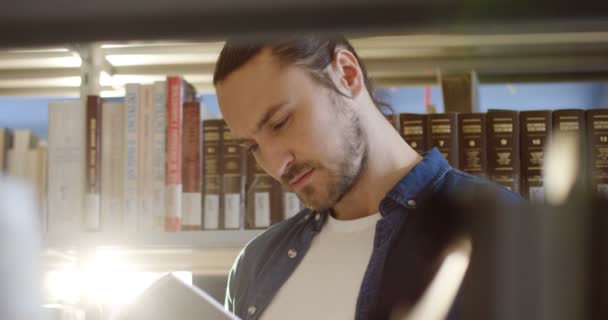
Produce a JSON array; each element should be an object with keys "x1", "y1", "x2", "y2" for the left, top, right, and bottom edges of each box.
[{"x1": 289, "y1": 168, "x2": 314, "y2": 190}]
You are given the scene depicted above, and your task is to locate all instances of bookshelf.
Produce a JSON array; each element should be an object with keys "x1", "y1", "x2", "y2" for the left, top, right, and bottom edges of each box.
[
  {"x1": 42, "y1": 230, "x2": 263, "y2": 274},
  {"x1": 44, "y1": 229, "x2": 262, "y2": 250}
]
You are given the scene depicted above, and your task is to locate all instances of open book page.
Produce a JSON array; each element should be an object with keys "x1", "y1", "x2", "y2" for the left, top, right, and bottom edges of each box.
[{"x1": 116, "y1": 273, "x2": 240, "y2": 320}]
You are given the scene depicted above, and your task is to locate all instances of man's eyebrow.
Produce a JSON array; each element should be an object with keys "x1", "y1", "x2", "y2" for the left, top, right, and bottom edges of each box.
[{"x1": 254, "y1": 102, "x2": 287, "y2": 134}]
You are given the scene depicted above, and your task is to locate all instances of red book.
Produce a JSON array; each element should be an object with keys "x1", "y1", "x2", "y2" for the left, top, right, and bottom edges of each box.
[{"x1": 165, "y1": 76, "x2": 184, "y2": 231}]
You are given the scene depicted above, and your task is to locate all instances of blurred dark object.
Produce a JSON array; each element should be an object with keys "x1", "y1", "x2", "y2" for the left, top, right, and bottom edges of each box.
[
  {"x1": 456, "y1": 131, "x2": 608, "y2": 320},
  {"x1": 2, "y1": 0, "x2": 608, "y2": 47}
]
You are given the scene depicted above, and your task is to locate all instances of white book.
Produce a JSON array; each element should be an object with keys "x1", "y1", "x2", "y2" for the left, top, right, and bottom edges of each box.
[
  {"x1": 7, "y1": 149, "x2": 27, "y2": 179},
  {"x1": 48, "y1": 100, "x2": 85, "y2": 234},
  {"x1": 116, "y1": 273, "x2": 239, "y2": 320},
  {"x1": 137, "y1": 85, "x2": 157, "y2": 231},
  {"x1": 150, "y1": 81, "x2": 167, "y2": 231},
  {"x1": 124, "y1": 84, "x2": 139, "y2": 232},
  {"x1": 38, "y1": 142, "x2": 48, "y2": 234},
  {"x1": 12, "y1": 129, "x2": 37, "y2": 151},
  {"x1": 101, "y1": 101, "x2": 125, "y2": 233}
]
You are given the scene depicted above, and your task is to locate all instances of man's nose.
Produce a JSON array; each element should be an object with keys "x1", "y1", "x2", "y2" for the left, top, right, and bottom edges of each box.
[{"x1": 259, "y1": 141, "x2": 294, "y2": 181}]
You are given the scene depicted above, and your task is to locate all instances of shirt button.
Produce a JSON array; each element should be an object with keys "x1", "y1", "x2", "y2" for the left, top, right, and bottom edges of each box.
[
  {"x1": 288, "y1": 248, "x2": 298, "y2": 258},
  {"x1": 248, "y1": 305, "x2": 256, "y2": 315},
  {"x1": 314, "y1": 213, "x2": 321, "y2": 221},
  {"x1": 407, "y1": 199, "x2": 416, "y2": 207}
]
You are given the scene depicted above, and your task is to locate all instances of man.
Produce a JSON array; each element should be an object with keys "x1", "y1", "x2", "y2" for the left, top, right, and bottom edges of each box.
[{"x1": 213, "y1": 35, "x2": 520, "y2": 320}]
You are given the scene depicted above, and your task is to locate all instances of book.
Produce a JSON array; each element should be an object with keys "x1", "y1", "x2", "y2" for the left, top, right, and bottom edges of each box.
[
  {"x1": 0, "y1": 128, "x2": 12, "y2": 172},
  {"x1": 48, "y1": 100, "x2": 85, "y2": 233},
  {"x1": 100, "y1": 101, "x2": 125, "y2": 233},
  {"x1": 165, "y1": 76, "x2": 184, "y2": 231},
  {"x1": 182, "y1": 101, "x2": 202, "y2": 230},
  {"x1": 6, "y1": 130, "x2": 46, "y2": 225},
  {"x1": 84, "y1": 95, "x2": 102, "y2": 231},
  {"x1": 487, "y1": 110, "x2": 521, "y2": 193},
  {"x1": 399, "y1": 113, "x2": 428, "y2": 154},
  {"x1": 37, "y1": 142, "x2": 48, "y2": 233},
  {"x1": 586, "y1": 109, "x2": 608, "y2": 198},
  {"x1": 427, "y1": 113, "x2": 459, "y2": 167},
  {"x1": 520, "y1": 110, "x2": 552, "y2": 202},
  {"x1": 116, "y1": 273, "x2": 239, "y2": 320},
  {"x1": 12, "y1": 129, "x2": 38, "y2": 151},
  {"x1": 202, "y1": 119, "x2": 222, "y2": 230},
  {"x1": 552, "y1": 109, "x2": 586, "y2": 137},
  {"x1": 457, "y1": 113, "x2": 487, "y2": 178},
  {"x1": 245, "y1": 153, "x2": 283, "y2": 229},
  {"x1": 124, "y1": 84, "x2": 139, "y2": 232},
  {"x1": 151, "y1": 81, "x2": 167, "y2": 231},
  {"x1": 221, "y1": 121, "x2": 244, "y2": 230},
  {"x1": 138, "y1": 85, "x2": 160, "y2": 232}
]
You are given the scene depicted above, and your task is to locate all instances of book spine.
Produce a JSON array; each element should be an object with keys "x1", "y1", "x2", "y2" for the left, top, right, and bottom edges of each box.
[
  {"x1": 202, "y1": 119, "x2": 222, "y2": 229},
  {"x1": 221, "y1": 121, "x2": 243, "y2": 230},
  {"x1": 48, "y1": 100, "x2": 85, "y2": 233},
  {"x1": 553, "y1": 109, "x2": 586, "y2": 136},
  {"x1": 399, "y1": 113, "x2": 428, "y2": 154},
  {"x1": 427, "y1": 113, "x2": 459, "y2": 167},
  {"x1": 165, "y1": 76, "x2": 183, "y2": 231},
  {"x1": 38, "y1": 143, "x2": 48, "y2": 234},
  {"x1": 182, "y1": 101, "x2": 202, "y2": 230},
  {"x1": 84, "y1": 95, "x2": 102, "y2": 231},
  {"x1": 137, "y1": 85, "x2": 160, "y2": 232},
  {"x1": 457, "y1": 113, "x2": 487, "y2": 178},
  {"x1": 124, "y1": 83, "x2": 139, "y2": 232},
  {"x1": 0, "y1": 129, "x2": 11, "y2": 172},
  {"x1": 245, "y1": 154, "x2": 283, "y2": 229},
  {"x1": 487, "y1": 110, "x2": 521, "y2": 193},
  {"x1": 151, "y1": 81, "x2": 167, "y2": 231},
  {"x1": 587, "y1": 109, "x2": 608, "y2": 198},
  {"x1": 101, "y1": 102, "x2": 124, "y2": 233},
  {"x1": 520, "y1": 110, "x2": 552, "y2": 202}
]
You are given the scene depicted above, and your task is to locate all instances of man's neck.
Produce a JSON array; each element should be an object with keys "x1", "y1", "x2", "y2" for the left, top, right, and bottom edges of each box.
[{"x1": 333, "y1": 110, "x2": 422, "y2": 221}]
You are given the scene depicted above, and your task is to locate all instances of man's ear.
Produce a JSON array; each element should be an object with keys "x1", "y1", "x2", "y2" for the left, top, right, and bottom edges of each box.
[{"x1": 329, "y1": 48, "x2": 364, "y2": 98}]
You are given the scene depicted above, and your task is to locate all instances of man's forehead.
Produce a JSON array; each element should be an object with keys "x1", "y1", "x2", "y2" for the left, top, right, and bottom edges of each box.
[{"x1": 215, "y1": 50, "x2": 286, "y2": 138}]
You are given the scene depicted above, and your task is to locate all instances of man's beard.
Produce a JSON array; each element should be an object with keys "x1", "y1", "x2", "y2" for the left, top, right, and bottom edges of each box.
[{"x1": 281, "y1": 94, "x2": 368, "y2": 211}]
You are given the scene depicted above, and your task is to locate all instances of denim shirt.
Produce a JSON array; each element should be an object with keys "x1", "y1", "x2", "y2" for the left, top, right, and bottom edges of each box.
[{"x1": 225, "y1": 148, "x2": 521, "y2": 320}]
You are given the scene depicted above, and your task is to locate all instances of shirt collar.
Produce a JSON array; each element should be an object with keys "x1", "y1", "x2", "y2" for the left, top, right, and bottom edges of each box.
[{"x1": 382, "y1": 147, "x2": 452, "y2": 212}]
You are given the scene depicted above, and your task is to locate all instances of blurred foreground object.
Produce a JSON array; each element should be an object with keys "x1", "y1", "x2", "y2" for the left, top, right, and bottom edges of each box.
[
  {"x1": 457, "y1": 130, "x2": 608, "y2": 320},
  {"x1": 0, "y1": 176, "x2": 42, "y2": 320}
]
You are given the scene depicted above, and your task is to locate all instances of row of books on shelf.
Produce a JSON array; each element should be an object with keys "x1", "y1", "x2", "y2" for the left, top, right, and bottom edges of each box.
[
  {"x1": 1, "y1": 87, "x2": 606, "y2": 235},
  {"x1": 386, "y1": 108, "x2": 608, "y2": 202},
  {"x1": 0, "y1": 76, "x2": 303, "y2": 234}
]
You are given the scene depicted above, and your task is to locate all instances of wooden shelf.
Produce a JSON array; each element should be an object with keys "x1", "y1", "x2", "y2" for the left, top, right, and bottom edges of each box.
[
  {"x1": 42, "y1": 230, "x2": 264, "y2": 274},
  {"x1": 43, "y1": 229, "x2": 263, "y2": 250}
]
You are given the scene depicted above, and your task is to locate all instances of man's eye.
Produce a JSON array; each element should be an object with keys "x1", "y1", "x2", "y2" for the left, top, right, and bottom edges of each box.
[{"x1": 272, "y1": 116, "x2": 289, "y2": 131}]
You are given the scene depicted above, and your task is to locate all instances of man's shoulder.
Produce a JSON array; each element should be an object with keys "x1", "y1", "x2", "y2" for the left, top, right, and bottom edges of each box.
[{"x1": 441, "y1": 168, "x2": 523, "y2": 203}]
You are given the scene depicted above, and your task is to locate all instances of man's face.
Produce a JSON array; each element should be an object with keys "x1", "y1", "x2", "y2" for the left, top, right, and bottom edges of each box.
[{"x1": 216, "y1": 49, "x2": 367, "y2": 211}]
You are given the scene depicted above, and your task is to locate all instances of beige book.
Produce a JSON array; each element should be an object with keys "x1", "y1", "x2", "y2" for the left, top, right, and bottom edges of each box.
[
  {"x1": 101, "y1": 101, "x2": 125, "y2": 233},
  {"x1": 48, "y1": 100, "x2": 86, "y2": 234}
]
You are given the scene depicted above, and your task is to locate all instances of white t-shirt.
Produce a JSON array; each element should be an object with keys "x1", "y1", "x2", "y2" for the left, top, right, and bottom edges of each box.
[{"x1": 261, "y1": 212, "x2": 381, "y2": 320}]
